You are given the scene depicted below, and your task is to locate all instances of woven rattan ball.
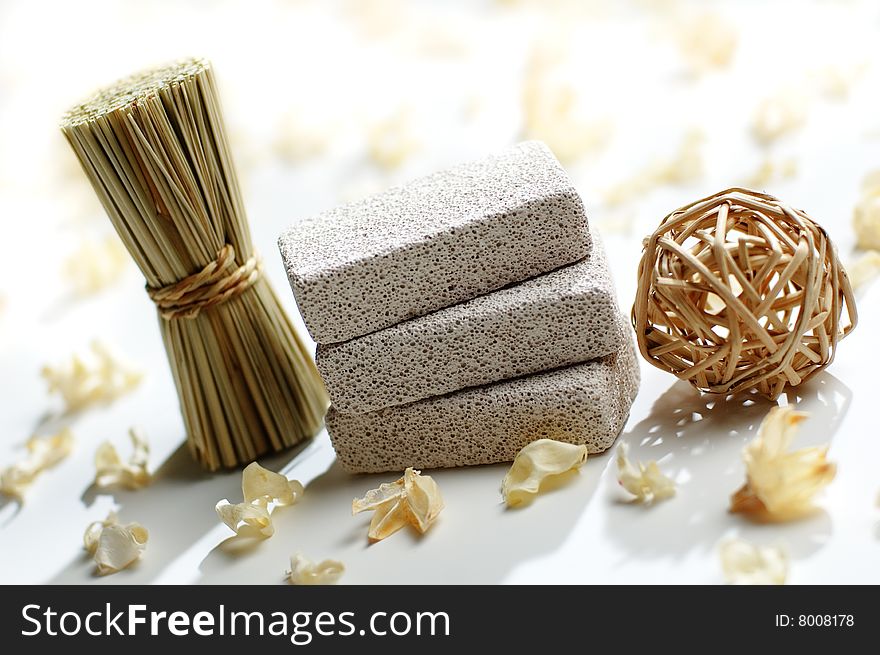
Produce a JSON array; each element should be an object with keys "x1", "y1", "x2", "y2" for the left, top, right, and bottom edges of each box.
[{"x1": 632, "y1": 188, "x2": 857, "y2": 400}]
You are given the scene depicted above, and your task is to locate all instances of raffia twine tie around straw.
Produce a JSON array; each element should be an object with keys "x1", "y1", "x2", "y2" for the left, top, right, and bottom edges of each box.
[{"x1": 147, "y1": 245, "x2": 262, "y2": 320}]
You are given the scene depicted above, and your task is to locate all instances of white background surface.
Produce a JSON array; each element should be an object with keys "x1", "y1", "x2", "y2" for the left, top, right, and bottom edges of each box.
[{"x1": 1, "y1": 0, "x2": 879, "y2": 584}]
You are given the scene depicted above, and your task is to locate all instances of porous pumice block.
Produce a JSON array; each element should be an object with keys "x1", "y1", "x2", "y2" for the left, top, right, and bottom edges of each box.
[
  {"x1": 317, "y1": 228, "x2": 622, "y2": 414},
  {"x1": 326, "y1": 318, "x2": 640, "y2": 473},
  {"x1": 278, "y1": 141, "x2": 592, "y2": 343}
]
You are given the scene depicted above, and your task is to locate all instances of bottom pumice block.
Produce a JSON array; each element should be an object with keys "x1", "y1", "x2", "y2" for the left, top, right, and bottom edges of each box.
[{"x1": 327, "y1": 325, "x2": 640, "y2": 473}]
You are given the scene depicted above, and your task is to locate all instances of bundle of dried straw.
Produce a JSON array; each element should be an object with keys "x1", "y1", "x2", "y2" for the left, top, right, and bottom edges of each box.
[{"x1": 61, "y1": 58, "x2": 328, "y2": 470}]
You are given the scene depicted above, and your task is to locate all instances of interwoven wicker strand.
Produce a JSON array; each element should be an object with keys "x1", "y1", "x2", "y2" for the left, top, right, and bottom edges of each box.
[{"x1": 632, "y1": 188, "x2": 857, "y2": 400}]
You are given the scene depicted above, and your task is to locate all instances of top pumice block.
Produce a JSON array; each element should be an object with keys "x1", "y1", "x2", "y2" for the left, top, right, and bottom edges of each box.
[{"x1": 278, "y1": 141, "x2": 591, "y2": 343}]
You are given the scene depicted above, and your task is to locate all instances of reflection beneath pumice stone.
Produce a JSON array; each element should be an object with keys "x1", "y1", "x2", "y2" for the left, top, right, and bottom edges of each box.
[{"x1": 603, "y1": 371, "x2": 851, "y2": 561}]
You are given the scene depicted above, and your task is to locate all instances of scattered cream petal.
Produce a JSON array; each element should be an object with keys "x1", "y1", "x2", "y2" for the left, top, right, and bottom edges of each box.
[
  {"x1": 410, "y1": 16, "x2": 471, "y2": 58},
  {"x1": 604, "y1": 129, "x2": 704, "y2": 207},
  {"x1": 853, "y1": 171, "x2": 880, "y2": 251},
  {"x1": 367, "y1": 107, "x2": 421, "y2": 170},
  {"x1": 94, "y1": 428, "x2": 151, "y2": 489},
  {"x1": 751, "y1": 91, "x2": 808, "y2": 145},
  {"x1": 742, "y1": 156, "x2": 798, "y2": 189},
  {"x1": 241, "y1": 461, "x2": 304, "y2": 505},
  {"x1": 344, "y1": 0, "x2": 408, "y2": 40},
  {"x1": 41, "y1": 341, "x2": 142, "y2": 413},
  {"x1": 0, "y1": 429, "x2": 74, "y2": 500},
  {"x1": 352, "y1": 468, "x2": 444, "y2": 542},
  {"x1": 287, "y1": 554, "x2": 345, "y2": 585},
  {"x1": 345, "y1": 0, "x2": 469, "y2": 56},
  {"x1": 274, "y1": 109, "x2": 332, "y2": 163},
  {"x1": 522, "y1": 39, "x2": 613, "y2": 164},
  {"x1": 616, "y1": 442, "x2": 676, "y2": 504},
  {"x1": 594, "y1": 209, "x2": 638, "y2": 236},
  {"x1": 84, "y1": 511, "x2": 148, "y2": 575},
  {"x1": 674, "y1": 13, "x2": 737, "y2": 74},
  {"x1": 64, "y1": 236, "x2": 128, "y2": 296},
  {"x1": 861, "y1": 169, "x2": 880, "y2": 196},
  {"x1": 730, "y1": 406, "x2": 835, "y2": 521},
  {"x1": 720, "y1": 538, "x2": 788, "y2": 585},
  {"x1": 366, "y1": 497, "x2": 412, "y2": 541},
  {"x1": 811, "y1": 63, "x2": 867, "y2": 101},
  {"x1": 216, "y1": 462, "x2": 304, "y2": 538},
  {"x1": 501, "y1": 439, "x2": 587, "y2": 507},
  {"x1": 352, "y1": 476, "x2": 406, "y2": 514},
  {"x1": 216, "y1": 498, "x2": 273, "y2": 538},
  {"x1": 847, "y1": 250, "x2": 880, "y2": 289},
  {"x1": 403, "y1": 468, "x2": 445, "y2": 532}
]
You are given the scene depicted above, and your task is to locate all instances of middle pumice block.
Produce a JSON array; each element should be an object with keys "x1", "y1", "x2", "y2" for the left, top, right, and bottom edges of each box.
[{"x1": 317, "y1": 229, "x2": 621, "y2": 414}]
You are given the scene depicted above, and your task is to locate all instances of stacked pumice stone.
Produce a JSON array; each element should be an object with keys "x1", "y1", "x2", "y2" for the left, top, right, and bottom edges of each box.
[{"x1": 279, "y1": 142, "x2": 639, "y2": 473}]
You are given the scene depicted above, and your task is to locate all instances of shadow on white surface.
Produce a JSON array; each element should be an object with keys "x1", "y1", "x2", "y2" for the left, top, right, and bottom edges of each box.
[
  {"x1": 195, "y1": 454, "x2": 602, "y2": 585},
  {"x1": 0, "y1": 494, "x2": 21, "y2": 527},
  {"x1": 45, "y1": 439, "x2": 313, "y2": 584},
  {"x1": 604, "y1": 372, "x2": 851, "y2": 564},
  {"x1": 34, "y1": 371, "x2": 852, "y2": 585},
  {"x1": 46, "y1": 443, "x2": 231, "y2": 583}
]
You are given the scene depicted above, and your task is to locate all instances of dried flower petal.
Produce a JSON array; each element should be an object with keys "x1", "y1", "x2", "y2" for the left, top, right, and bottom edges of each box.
[
  {"x1": 403, "y1": 467, "x2": 444, "y2": 532},
  {"x1": 216, "y1": 498, "x2": 273, "y2": 537},
  {"x1": 742, "y1": 156, "x2": 798, "y2": 188},
  {"x1": 604, "y1": 129, "x2": 704, "y2": 207},
  {"x1": 751, "y1": 91, "x2": 808, "y2": 145},
  {"x1": 720, "y1": 538, "x2": 787, "y2": 585},
  {"x1": 674, "y1": 13, "x2": 738, "y2": 73},
  {"x1": 241, "y1": 461, "x2": 304, "y2": 505},
  {"x1": 41, "y1": 341, "x2": 142, "y2": 413},
  {"x1": 616, "y1": 442, "x2": 676, "y2": 504},
  {"x1": 274, "y1": 109, "x2": 332, "y2": 163},
  {"x1": 730, "y1": 406, "x2": 836, "y2": 520},
  {"x1": 367, "y1": 107, "x2": 420, "y2": 169},
  {"x1": 365, "y1": 499, "x2": 411, "y2": 541},
  {"x1": 0, "y1": 429, "x2": 74, "y2": 500},
  {"x1": 811, "y1": 63, "x2": 866, "y2": 101},
  {"x1": 853, "y1": 172, "x2": 880, "y2": 251},
  {"x1": 286, "y1": 554, "x2": 345, "y2": 585},
  {"x1": 84, "y1": 511, "x2": 148, "y2": 575},
  {"x1": 351, "y1": 477, "x2": 406, "y2": 514},
  {"x1": 501, "y1": 439, "x2": 587, "y2": 508},
  {"x1": 216, "y1": 462, "x2": 304, "y2": 538},
  {"x1": 94, "y1": 428, "x2": 151, "y2": 489},
  {"x1": 352, "y1": 468, "x2": 444, "y2": 542},
  {"x1": 64, "y1": 236, "x2": 128, "y2": 296},
  {"x1": 522, "y1": 40, "x2": 612, "y2": 164},
  {"x1": 847, "y1": 250, "x2": 880, "y2": 289}
]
